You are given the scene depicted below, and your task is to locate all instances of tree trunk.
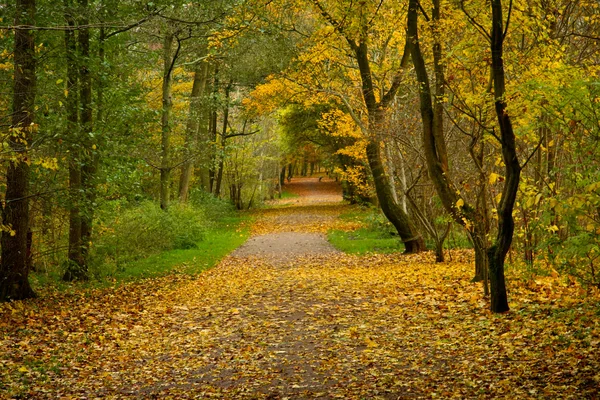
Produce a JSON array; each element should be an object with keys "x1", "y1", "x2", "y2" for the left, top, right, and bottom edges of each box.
[
  {"x1": 408, "y1": 0, "x2": 464, "y2": 222},
  {"x1": 366, "y1": 141, "x2": 424, "y2": 253},
  {"x1": 179, "y1": 59, "x2": 208, "y2": 202},
  {"x1": 78, "y1": 0, "x2": 98, "y2": 271},
  {"x1": 384, "y1": 144, "x2": 399, "y2": 204},
  {"x1": 63, "y1": 0, "x2": 85, "y2": 279},
  {"x1": 0, "y1": 0, "x2": 37, "y2": 301},
  {"x1": 214, "y1": 82, "x2": 231, "y2": 197},
  {"x1": 196, "y1": 64, "x2": 212, "y2": 192},
  {"x1": 65, "y1": 0, "x2": 93, "y2": 280},
  {"x1": 350, "y1": 18, "x2": 424, "y2": 252},
  {"x1": 160, "y1": 33, "x2": 174, "y2": 210},
  {"x1": 208, "y1": 65, "x2": 219, "y2": 194},
  {"x1": 488, "y1": 0, "x2": 521, "y2": 313},
  {"x1": 279, "y1": 165, "x2": 286, "y2": 189}
]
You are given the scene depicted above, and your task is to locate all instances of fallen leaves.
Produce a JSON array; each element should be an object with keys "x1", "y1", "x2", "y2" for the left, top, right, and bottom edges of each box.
[
  {"x1": 250, "y1": 204, "x2": 362, "y2": 236},
  {"x1": 2, "y1": 249, "x2": 598, "y2": 399},
  {"x1": 1, "y1": 179, "x2": 599, "y2": 398}
]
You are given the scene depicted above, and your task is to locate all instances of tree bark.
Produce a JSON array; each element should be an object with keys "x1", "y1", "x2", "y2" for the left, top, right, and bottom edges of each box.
[
  {"x1": 179, "y1": 60, "x2": 208, "y2": 202},
  {"x1": 366, "y1": 141, "x2": 424, "y2": 253},
  {"x1": 160, "y1": 33, "x2": 174, "y2": 210},
  {"x1": 78, "y1": 0, "x2": 96, "y2": 273},
  {"x1": 196, "y1": 63, "x2": 213, "y2": 192},
  {"x1": 408, "y1": 0, "x2": 496, "y2": 278},
  {"x1": 65, "y1": 0, "x2": 93, "y2": 281},
  {"x1": 208, "y1": 65, "x2": 219, "y2": 194},
  {"x1": 63, "y1": 0, "x2": 85, "y2": 279},
  {"x1": 488, "y1": 0, "x2": 521, "y2": 313},
  {"x1": 353, "y1": 23, "x2": 424, "y2": 252},
  {"x1": 214, "y1": 81, "x2": 231, "y2": 197},
  {"x1": 1, "y1": 0, "x2": 37, "y2": 301},
  {"x1": 309, "y1": 0, "x2": 423, "y2": 251}
]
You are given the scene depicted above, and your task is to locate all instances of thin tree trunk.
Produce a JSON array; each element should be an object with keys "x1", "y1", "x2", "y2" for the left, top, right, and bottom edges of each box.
[
  {"x1": 215, "y1": 81, "x2": 231, "y2": 197},
  {"x1": 409, "y1": 0, "x2": 496, "y2": 287},
  {"x1": 208, "y1": 65, "x2": 219, "y2": 194},
  {"x1": 196, "y1": 64, "x2": 212, "y2": 192},
  {"x1": 352, "y1": 20, "x2": 424, "y2": 252},
  {"x1": 385, "y1": 143, "x2": 399, "y2": 204},
  {"x1": 71, "y1": 0, "x2": 93, "y2": 279},
  {"x1": 0, "y1": 0, "x2": 37, "y2": 301},
  {"x1": 488, "y1": 0, "x2": 521, "y2": 313},
  {"x1": 179, "y1": 60, "x2": 208, "y2": 202},
  {"x1": 366, "y1": 141, "x2": 424, "y2": 253},
  {"x1": 64, "y1": 0, "x2": 85, "y2": 279},
  {"x1": 160, "y1": 33, "x2": 174, "y2": 210}
]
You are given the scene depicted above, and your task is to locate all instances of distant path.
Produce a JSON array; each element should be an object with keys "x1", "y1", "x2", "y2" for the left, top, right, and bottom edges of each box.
[{"x1": 231, "y1": 177, "x2": 343, "y2": 265}]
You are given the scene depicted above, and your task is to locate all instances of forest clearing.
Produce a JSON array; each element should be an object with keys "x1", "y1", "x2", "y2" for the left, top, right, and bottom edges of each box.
[
  {"x1": 2, "y1": 0, "x2": 600, "y2": 398},
  {"x1": 1, "y1": 178, "x2": 599, "y2": 399}
]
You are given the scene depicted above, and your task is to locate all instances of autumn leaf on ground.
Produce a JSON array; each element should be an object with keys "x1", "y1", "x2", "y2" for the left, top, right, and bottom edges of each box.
[{"x1": 1, "y1": 178, "x2": 598, "y2": 399}]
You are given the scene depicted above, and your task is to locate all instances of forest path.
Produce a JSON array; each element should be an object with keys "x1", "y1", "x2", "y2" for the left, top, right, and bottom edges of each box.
[
  {"x1": 1, "y1": 178, "x2": 597, "y2": 399},
  {"x1": 230, "y1": 177, "x2": 345, "y2": 264}
]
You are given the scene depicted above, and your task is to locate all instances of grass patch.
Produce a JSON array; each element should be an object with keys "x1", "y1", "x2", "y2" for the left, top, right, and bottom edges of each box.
[
  {"x1": 328, "y1": 206, "x2": 404, "y2": 254},
  {"x1": 329, "y1": 206, "x2": 474, "y2": 255},
  {"x1": 30, "y1": 195, "x2": 251, "y2": 291},
  {"x1": 102, "y1": 216, "x2": 250, "y2": 283},
  {"x1": 279, "y1": 189, "x2": 300, "y2": 199},
  {"x1": 328, "y1": 228, "x2": 404, "y2": 254},
  {"x1": 31, "y1": 216, "x2": 250, "y2": 291}
]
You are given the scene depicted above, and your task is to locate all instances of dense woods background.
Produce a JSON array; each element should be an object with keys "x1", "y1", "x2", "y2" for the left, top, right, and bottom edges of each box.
[{"x1": 1, "y1": 0, "x2": 600, "y2": 312}]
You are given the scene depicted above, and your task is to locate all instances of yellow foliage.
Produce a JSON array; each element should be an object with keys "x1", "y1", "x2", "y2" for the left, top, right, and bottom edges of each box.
[{"x1": 33, "y1": 157, "x2": 59, "y2": 171}]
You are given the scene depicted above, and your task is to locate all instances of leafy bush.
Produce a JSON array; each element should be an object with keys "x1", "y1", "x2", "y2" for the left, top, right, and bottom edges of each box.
[
  {"x1": 93, "y1": 201, "x2": 209, "y2": 268},
  {"x1": 188, "y1": 189, "x2": 238, "y2": 224}
]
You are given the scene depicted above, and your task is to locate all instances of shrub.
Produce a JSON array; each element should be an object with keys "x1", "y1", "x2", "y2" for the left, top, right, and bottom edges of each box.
[{"x1": 92, "y1": 201, "x2": 208, "y2": 268}]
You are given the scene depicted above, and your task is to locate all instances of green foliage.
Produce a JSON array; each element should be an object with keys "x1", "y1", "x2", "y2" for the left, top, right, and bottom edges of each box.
[
  {"x1": 93, "y1": 201, "x2": 208, "y2": 267},
  {"x1": 96, "y1": 216, "x2": 249, "y2": 283},
  {"x1": 29, "y1": 193, "x2": 246, "y2": 289}
]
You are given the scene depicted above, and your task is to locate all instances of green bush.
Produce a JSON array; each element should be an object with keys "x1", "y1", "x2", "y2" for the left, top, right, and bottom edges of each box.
[
  {"x1": 93, "y1": 201, "x2": 208, "y2": 267},
  {"x1": 188, "y1": 188, "x2": 238, "y2": 224}
]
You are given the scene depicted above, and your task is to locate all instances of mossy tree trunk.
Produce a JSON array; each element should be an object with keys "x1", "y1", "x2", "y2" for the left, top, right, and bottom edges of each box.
[{"x1": 1, "y1": 0, "x2": 37, "y2": 301}]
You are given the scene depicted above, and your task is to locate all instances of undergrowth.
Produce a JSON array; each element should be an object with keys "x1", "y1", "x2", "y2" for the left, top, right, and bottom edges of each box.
[
  {"x1": 30, "y1": 191, "x2": 250, "y2": 290},
  {"x1": 328, "y1": 206, "x2": 474, "y2": 255}
]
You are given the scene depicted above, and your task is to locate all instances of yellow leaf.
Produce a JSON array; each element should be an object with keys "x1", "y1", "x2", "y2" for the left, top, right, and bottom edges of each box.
[
  {"x1": 586, "y1": 224, "x2": 595, "y2": 232},
  {"x1": 489, "y1": 173, "x2": 499, "y2": 185},
  {"x1": 456, "y1": 198, "x2": 464, "y2": 209},
  {"x1": 18, "y1": 366, "x2": 28, "y2": 373},
  {"x1": 548, "y1": 225, "x2": 559, "y2": 233}
]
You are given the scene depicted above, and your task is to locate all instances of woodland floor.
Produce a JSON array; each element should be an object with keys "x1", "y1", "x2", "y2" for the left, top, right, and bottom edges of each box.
[{"x1": 1, "y1": 178, "x2": 600, "y2": 399}]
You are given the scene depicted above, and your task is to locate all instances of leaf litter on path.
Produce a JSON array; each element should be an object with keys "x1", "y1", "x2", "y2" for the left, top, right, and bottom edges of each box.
[{"x1": 1, "y1": 178, "x2": 599, "y2": 399}]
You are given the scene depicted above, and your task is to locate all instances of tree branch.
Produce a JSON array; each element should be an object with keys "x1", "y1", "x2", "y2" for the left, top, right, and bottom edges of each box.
[{"x1": 459, "y1": 0, "x2": 491, "y2": 41}]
